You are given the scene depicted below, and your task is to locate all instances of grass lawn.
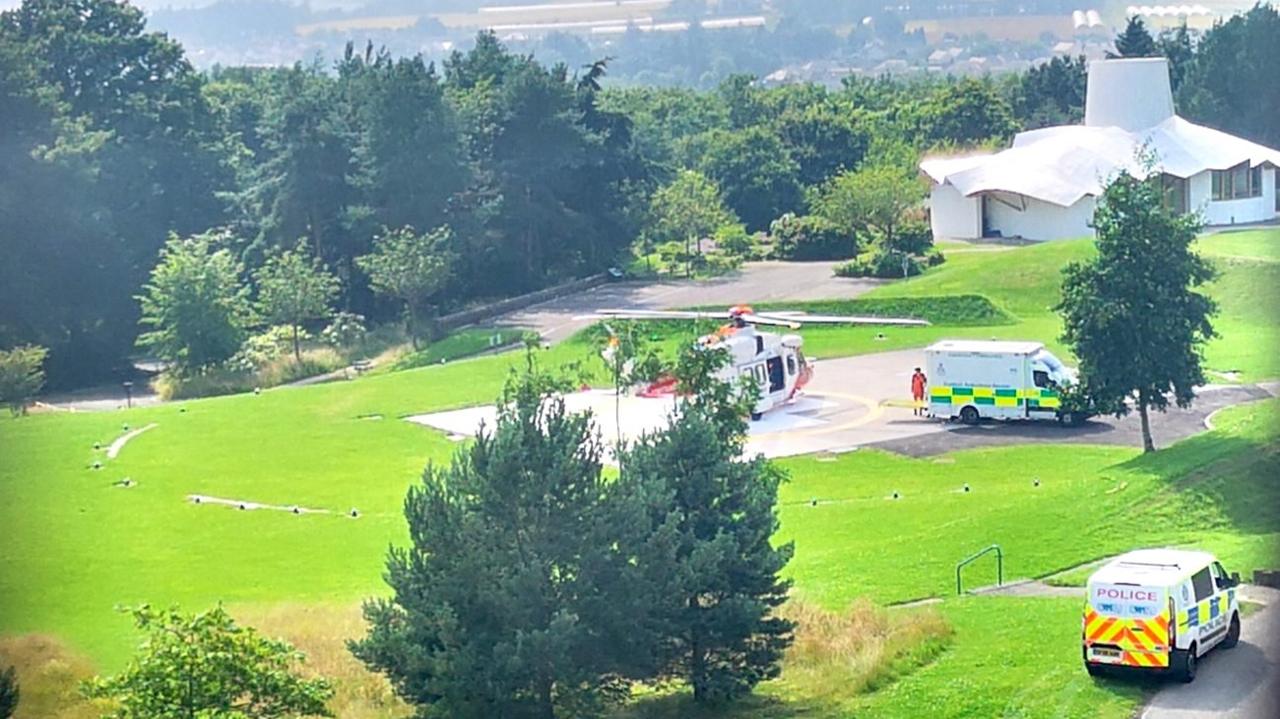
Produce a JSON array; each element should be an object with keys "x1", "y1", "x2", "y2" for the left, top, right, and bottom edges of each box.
[
  {"x1": 1, "y1": 229, "x2": 1277, "y2": 716},
  {"x1": 790, "y1": 229, "x2": 1280, "y2": 381}
]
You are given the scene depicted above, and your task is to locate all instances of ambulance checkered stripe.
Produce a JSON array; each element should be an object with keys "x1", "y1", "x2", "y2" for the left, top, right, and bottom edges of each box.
[{"x1": 929, "y1": 386, "x2": 1061, "y2": 408}]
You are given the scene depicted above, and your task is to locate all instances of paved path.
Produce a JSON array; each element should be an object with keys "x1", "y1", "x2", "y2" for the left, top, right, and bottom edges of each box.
[
  {"x1": 1141, "y1": 586, "x2": 1280, "y2": 719},
  {"x1": 769, "y1": 350, "x2": 1276, "y2": 457},
  {"x1": 493, "y1": 261, "x2": 880, "y2": 342}
]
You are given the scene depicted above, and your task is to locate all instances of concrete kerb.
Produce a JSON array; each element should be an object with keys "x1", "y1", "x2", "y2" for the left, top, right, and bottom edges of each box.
[{"x1": 106, "y1": 423, "x2": 158, "y2": 459}]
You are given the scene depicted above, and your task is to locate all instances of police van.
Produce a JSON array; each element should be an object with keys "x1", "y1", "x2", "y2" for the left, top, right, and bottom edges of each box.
[{"x1": 1082, "y1": 549, "x2": 1242, "y2": 682}]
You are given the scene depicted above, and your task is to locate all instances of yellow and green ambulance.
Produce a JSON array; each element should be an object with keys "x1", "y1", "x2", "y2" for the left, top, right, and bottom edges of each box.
[{"x1": 924, "y1": 340, "x2": 1078, "y2": 424}]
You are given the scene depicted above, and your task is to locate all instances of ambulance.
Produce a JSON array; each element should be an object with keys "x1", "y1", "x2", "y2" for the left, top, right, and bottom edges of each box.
[
  {"x1": 924, "y1": 340, "x2": 1079, "y2": 424},
  {"x1": 1082, "y1": 549, "x2": 1242, "y2": 682}
]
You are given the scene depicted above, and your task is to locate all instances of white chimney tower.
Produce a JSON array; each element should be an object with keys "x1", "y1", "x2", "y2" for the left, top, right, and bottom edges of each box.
[{"x1": 1084, "y1": 57, "x2": 1175, "y2": 132}]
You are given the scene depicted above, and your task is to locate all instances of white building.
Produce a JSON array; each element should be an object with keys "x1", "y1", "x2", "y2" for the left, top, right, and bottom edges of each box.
[{"x1": 922, "y1": 58, "x2": 1280, "y2": 241}]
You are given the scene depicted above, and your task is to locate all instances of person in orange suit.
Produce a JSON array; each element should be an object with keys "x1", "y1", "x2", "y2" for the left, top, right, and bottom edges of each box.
[{"x1": 911, "y1": 367, "x2": 928, "y2": 416}]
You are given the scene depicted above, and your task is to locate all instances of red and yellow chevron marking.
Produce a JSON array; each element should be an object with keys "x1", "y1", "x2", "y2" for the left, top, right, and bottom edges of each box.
[{"x1": 1083, "y1": 609, "x2": 1170, "y2": 668}]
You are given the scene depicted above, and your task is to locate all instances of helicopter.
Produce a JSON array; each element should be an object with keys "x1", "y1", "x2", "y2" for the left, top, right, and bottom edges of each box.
[{"x1": 583, "y1": 305, "x2": 928, "y2": 419}]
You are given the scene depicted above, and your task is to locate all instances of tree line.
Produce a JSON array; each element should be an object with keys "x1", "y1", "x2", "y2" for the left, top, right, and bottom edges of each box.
[{"x1": 1, "y1": 0, "x2": 1274, "y2": 389}]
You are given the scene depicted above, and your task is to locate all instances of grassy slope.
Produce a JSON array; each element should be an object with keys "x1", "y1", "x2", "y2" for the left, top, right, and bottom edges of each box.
[
  {"x1": 0, "y1": 342, "x2": 606, "y2": 668},
  {"x1": 797, "y1": 229, "x2": 1279, "y2": 381},
  {"x1": 779, "y1": 401, "x2": 1280, "y2": 607},
  {"x1": 0, "y1": 229, "x2": 1276, "y2": 712}
]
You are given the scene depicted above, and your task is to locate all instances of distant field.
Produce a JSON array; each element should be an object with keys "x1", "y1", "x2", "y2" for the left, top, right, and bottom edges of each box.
[
  {"x1": 296, "y1": 14, "x2": 418, "y2": 36},
  {"x1": 295, "y1": 0, "x2": 674, "y2": 35},
  {"x1": 906, "y1": 15, "x2": 1077, "y2": 43}
]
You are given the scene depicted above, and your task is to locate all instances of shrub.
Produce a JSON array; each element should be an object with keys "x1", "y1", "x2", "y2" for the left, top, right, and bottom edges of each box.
[
  {"x1": 0, "y1": 345, "x2": 48, "y2": 416},
  {"x1": 713, "y1": 223, "x2": 755, "y2": 259},
  {"x1": 771, "y1": 213, "x2": 859, "y2": 261},
  {"x1": 777, "y1": 599, "x2": 952, "y2": 699},
  {"x1": 835, "y1": 250, "x2": 920, "y2": 279},
  {"x1": 835, "y1": 247, "x2": 945, "y2": 279},
  {"x1": 655, "y1": 240, "x2": 692, "y2": 274},
  {"x1": 321, "y1": 312, "x2": 367, "y2": 348},
  {"x1": 885, "y1": 217, "x2": 935, "y2": 256},
  {"x1": 743, "y1": 295, "x2": 1011, "y2": 326},
  {"x1": 226, "y1": 325, "x2": 300, "y2": 373},
  {"x1": 153, "y1": 347, "x2": 347, "y2": 400}
]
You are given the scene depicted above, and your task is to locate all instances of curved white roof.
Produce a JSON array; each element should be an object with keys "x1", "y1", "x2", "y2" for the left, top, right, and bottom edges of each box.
[{"x1": 921, "y1": 59, "x2": 1280, "y2": 208}]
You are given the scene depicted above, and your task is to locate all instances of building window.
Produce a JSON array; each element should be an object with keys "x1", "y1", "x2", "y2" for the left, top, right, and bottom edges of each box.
[
  {"x1": 1161, "y1": 174, "x2": 1188, "y2": 214},
  {"x1": 1212, "y1": 163, "x2": 1263, "y2": 200}
]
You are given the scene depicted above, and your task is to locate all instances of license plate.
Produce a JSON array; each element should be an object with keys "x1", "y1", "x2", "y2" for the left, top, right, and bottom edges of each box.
[{"x1": 1091, "y1": 647, "x2": 1121, "y2": 660}]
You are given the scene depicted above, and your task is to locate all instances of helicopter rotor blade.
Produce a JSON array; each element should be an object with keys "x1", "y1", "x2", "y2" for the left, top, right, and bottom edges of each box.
[
  {"x1": 753, "y1": 312, "x2": 930, "y2": 327},
  {"x1": 585, "y1": 309, "x2": 731, "y2": 321},
  {"x1": 738, "y1": 313, "x2": 801, "y2": 329}
]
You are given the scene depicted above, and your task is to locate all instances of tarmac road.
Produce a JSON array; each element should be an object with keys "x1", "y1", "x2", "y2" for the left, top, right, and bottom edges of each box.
[
  {"x1": 493, "y1": 260, "x2": 881, "y2": 342},
  {"x1": 1140, "y1": 587, "x2": 1280, "y2": 719},
  {"x1": 773, "y1": 349, "x2": 1278, "y2": 457}
]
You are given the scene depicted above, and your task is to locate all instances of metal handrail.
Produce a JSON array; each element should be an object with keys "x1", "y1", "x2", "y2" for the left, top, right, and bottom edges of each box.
[{"x1": 956, "y1": 544, "x2": 1003, "y2": 595}]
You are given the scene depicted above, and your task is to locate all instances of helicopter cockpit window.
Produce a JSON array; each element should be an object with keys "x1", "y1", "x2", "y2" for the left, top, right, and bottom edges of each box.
[
  {"x1": 786, "y1": 355, "x2": 796, "y2": 375},
  {"x1": 755, "y1": 336, "x2": 765, "y2": 355}
]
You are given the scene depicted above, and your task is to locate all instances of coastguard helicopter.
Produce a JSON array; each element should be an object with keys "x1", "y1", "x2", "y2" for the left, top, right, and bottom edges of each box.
[{"x1": 583, "y1": 305, "x2": 928, "y2": 419}]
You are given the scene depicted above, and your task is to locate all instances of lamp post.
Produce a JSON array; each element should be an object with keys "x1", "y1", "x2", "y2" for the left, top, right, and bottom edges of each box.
[{"x1": 122, "y1": 381, "x2": 133, "y2": 409}]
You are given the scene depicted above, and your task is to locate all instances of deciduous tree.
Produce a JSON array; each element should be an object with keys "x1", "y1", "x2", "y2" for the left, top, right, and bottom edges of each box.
[
  {"x1": 1056, "y1": 169, "x2": 1215, "y2": 452},
  {"x1": 689, "y1": 126, "x2": 804, "y2": 232},
  {"x1": 645, "y1": 170, "x2": 737, "y2": 276},
  {"x1": 255, "y1": 242, "x2": 340, "y2": 363},
  {"x1": 136, "y1": 231, "x2": 253, "y2": 374},
  {"x1": 0, "y1": 345, "x2": 48, "y2": 416},
  {"x1": 84, "y1": 605, "x2": 333, "y2": 718},
  {"x1": 356, "y1": 226, "x2": 454, "y2": 349},
  {"x1": 811, "y1": 163, "x2": 924, "y2": 253}
]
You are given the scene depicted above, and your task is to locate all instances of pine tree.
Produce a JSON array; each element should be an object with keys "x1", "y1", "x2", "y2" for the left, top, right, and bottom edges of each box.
[
  {"x1": 619, "y1": 344, "x2": 794, "y2": 704},
  {"x1": 0, "y1": 665, "x2": 17, "y2": 719},
  {"x1": 1112, "y1": 16, "x2": 1158, "y2": 58},
  {"x1": 351, "y1": 358, "x2": 650, "y2": 718}
]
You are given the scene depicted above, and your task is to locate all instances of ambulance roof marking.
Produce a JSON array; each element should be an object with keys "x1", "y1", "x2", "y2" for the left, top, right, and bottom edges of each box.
[{"x1": 925, "y1": 340, "x2": 1046, "y2": 355}]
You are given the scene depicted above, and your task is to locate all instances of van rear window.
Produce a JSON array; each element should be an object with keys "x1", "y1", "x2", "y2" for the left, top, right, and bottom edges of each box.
[{"x1": 1089, "y1": 583, "x2": 1166, "y2": 618}]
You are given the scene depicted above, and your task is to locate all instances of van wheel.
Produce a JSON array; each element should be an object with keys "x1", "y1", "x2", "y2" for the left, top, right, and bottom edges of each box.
[
  {"x1": 959, "y1": 406, "x2": 979, "y2": 425},
  {"x1": 1174, "y1": 645, "x2": 1198, "y2": 683},
  {"x1": 1222, "y1": 614, "x2": 1241, "y2": 649},
  {"x1": 1084, "y1": 661, "x2": 1103, "y2": 677},
  {"x1": 750, "y1": 412, "x2": 762, "y2": 421}
]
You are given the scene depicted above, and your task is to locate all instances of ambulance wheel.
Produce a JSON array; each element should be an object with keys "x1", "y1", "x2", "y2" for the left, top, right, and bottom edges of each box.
[
  {"x1": 1222, "y1": 614, "x2": 1241, "y2": 649},
  {"x1": 959, "y1": 406, "x2": 979, "y2": 425},
  {"x1": 1174, "y1": 645, "x2": 1198, "y2": 683},
  {"x1": 1084, "y1": 661, "x2": 1103, "y2": 677}
]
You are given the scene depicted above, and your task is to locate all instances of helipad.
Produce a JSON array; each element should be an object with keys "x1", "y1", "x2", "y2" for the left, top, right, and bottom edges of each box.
[{"x1": 405, "y1": 350, "x2": 949, "y2": 459}]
